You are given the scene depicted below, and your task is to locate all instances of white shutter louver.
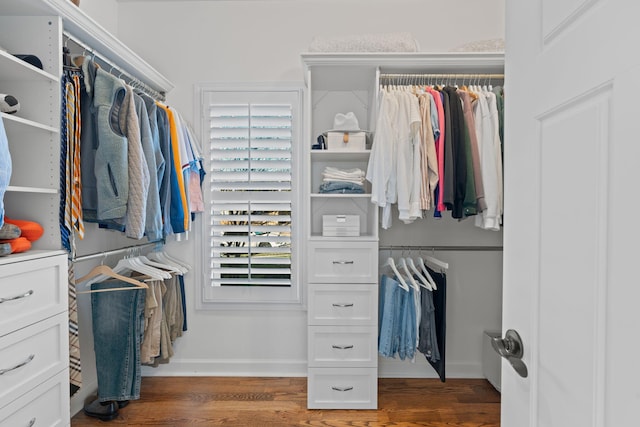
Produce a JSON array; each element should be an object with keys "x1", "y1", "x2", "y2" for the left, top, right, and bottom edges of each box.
[{"x1": 209, "y1": 103, "x2": 293, "y2": 287}]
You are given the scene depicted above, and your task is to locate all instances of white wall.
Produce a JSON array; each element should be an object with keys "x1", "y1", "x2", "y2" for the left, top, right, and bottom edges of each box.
[
  {"x1": 72, "y1": 0, "x2": 504, "y2": 414},
  {"x1": 75, "y1": 0, "x2": 118, "y2": 35}
]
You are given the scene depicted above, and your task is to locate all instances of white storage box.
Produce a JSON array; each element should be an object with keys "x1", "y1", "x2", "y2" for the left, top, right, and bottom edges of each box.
[
  {"x1": 326, "y1": 131, "x2": 366, "y2": 151},
  {"x1": 322, "y1": 215, "x2": 360, "y2": 237}
]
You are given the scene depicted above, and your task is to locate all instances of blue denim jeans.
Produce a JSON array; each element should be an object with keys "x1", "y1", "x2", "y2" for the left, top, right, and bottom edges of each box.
[
  {"x1": 379, "y1": 275, "x2": 419, "y2": 360},
  {"x1": 91, "y1": 281, "x2": 146, "y2": 402},
  {"x1": 0, "y1": 117, "x2": 11, "y2": 226}
]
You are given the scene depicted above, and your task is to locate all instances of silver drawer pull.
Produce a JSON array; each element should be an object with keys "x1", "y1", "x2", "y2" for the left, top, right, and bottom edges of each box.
[
  {"x1": 332, "y1": 303, "x2": 354, "y2": 307},
  {"x1": 331, "y1": 386, "x2": 353, "y2": 392},
  {"x1": 0, "y1": 354, "x2": 35, "y2": 375},
  {"x1": 28, "y1": 418, "x2": 36, "y2": 427},
  {"x1": 332, "y1": 344, "x2": 354, "y2": 350},
  {"x1": 0, "y1": 289, "x2": 34, "y2": 304},
  {"x1": 332, "y1": 260, "x2": 354, "y2": 265}
]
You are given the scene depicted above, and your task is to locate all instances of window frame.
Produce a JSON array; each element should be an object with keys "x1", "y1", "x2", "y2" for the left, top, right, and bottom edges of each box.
[{"x1": 194, "y1": 82, "x2": 305, "y2": 310}]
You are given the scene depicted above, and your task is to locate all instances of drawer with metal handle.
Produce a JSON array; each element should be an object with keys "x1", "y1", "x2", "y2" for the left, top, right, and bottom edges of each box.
[
  {"x1": 0, "y1": 370, "x2": 69, "y2": 426},
  {"x1": 0, "y1": 253, "x2": 67, "y2": 338},
  {"x1": 308, "y1": 284, "x2": 377, "y2": 325},
  {"x1": 307, "y1": 241, "x2": 377, "y2": 283},
  {"x1": 0, "y1": 312, "x2": 68, "y2": 406},
  {"x1": 307, "y1": 367, "x2": 378, "y2": 409},
  {"x1": 307, "y1": 325, "x2": 377, "y2": 367}
]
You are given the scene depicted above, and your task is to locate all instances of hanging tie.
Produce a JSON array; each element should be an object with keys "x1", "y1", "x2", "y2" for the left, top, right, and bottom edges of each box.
[
  {"x1": 70, "y1": 74, "x2": 84, "y2": 239},
  {"x1": 60, "y1": 76, "x2": 71, "y2": 253},
  {"x1": 68, "y1": 262, "x2": 82, "y2": 396}
]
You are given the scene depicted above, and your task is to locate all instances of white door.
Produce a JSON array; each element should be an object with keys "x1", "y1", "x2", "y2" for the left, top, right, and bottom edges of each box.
[{"x1": 502, "y1": 0, "x2": 640, "y2": 426}]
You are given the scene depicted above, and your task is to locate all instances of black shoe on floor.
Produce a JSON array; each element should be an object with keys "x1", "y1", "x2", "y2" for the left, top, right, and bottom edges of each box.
[
  {"x1": 83, "y1": 399, "x2": 118, "y2": 421},
  {"x1": 117, "y1": 400, "x2": 130, "y2": 409}
]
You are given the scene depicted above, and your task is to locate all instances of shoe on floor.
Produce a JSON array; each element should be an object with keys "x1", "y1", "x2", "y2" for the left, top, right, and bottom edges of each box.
[{"x1": 83, "y1": 398, "x2": 118, "y2": 421}]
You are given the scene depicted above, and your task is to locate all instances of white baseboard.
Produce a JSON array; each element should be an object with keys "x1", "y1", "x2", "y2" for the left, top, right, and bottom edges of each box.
[
  {"x1": 378, "y1": 359, "x2": 484, "y2": 379},
  {"x1": 139, "y1": 358, "x2": 483, "y2": 379},
  {"x1": 69, "y1": 378, "x2": 98, "y2": 417},
  {"x1": 141, "y1": 358, "x2": 308, "y2": 377}
]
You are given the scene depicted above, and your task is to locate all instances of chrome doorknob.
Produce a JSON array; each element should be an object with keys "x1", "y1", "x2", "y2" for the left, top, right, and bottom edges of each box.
[{"x1": 491, "y1": 329, "x2": 528, "y2": 378}]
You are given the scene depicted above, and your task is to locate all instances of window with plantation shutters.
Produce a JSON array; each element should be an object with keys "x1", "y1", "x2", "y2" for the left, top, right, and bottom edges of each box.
[{"x1": 197, "y1": 86, "x2": 303, "y2": 307}]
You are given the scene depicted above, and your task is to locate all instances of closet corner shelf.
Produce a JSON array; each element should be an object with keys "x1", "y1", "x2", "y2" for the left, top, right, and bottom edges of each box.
[
  {"x1": 7, "y1": 186, "x2": 58, "y2": 195},
  {"x1": 310, "y1": 193, "x2": 371, "y2": 199},
  {"x1": 310, "y1": 150, "x2": 371, "y2": 160},
  {"x1": 0, "y1": 248, "x2": 66, "y2": 266},
  {"x1": 0, "y1": 0, "x2": 173, "y2": 95},
  {"x1": 301, "y1": 52, "x2": 505, "y2": 74},
  {"x1": 1, "y1": 113, "x2": 59, "y2": 134},
  {"x1": 308, "y1": 234, "x2": 378, "y2": 242},
  {"x1": 0, "y1": 50, "x2": 59, "y2": 83}
]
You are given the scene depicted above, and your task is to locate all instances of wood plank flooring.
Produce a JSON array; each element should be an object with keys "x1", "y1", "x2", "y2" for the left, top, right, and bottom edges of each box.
[{"x1": 71, "y1": 377, "x2": 500, "y2": 426}]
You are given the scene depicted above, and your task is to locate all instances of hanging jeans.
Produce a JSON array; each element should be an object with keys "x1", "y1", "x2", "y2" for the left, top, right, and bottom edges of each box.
[
  {"x1": 91, "y1": 281, "x2": 145, "y2": 402},
  {"x1": 378, "y1": 275, "x2": 416, "y2": 360}
]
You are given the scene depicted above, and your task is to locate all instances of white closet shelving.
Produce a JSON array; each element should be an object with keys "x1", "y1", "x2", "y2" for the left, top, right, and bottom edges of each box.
[
  {"x1": 0, "y1": 1, "x2": 173, "y2": 423},
  {"x1": 302, "y1": 52, "x2": 504, "y2": 410}
]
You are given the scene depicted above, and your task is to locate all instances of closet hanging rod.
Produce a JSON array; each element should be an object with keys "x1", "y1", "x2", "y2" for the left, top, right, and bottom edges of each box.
[
  {"x1": 380, "y1": 73, "x2": 504, "y2": 80},
  {"x1": 63, "y1": 31, "x2": 166, "y2": 101},
  {"x1": 379, "y1": 245, "x2": 503, "y2": 252},
  {"x1": 70, "y1": 239, "x2": 164, "y2": 263}
]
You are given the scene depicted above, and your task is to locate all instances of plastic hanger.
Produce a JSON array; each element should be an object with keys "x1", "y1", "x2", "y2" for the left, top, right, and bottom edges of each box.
[
  {"x1": 382, "y1": 257, "x2": 409, "y2": 291},
  {"x1": 398, "y1": 258, "x2": 419, "y2": 291},
  {"x1": 126, "y1": 256, "x2": 172, "y2": 279},
  {"x1": 416, "y1": 257, "x2": 437, "y2": 290},
  {"x1": 80, "y1": 256, "x2": 168, "y2": 288},
  {"x1": 149, "y1": 250, "x2": 190, "y2": 273},
  {"x1": 74, "y1": 264, "x2": 148, "y2": 294},
  {"x1": 423, "y1": 254, "x2": 449, "y2": 273},
  {"x1": 138, "y1": 255, "x2": 182, "y2": 274},
  {"x1": 406, "y1": 257, "x2": 432, "y2": 290}
]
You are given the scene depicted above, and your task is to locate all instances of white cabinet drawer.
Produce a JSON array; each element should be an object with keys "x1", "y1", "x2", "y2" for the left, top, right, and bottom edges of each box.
[
  {"x1": 308, "y1": 325, "x2": 377, "y2": 367},
  {"x1": 307, "y1": 367, "x2": 378, "y2": 409},
  {"x1": 0, "y1": 254, "x2": 67, "y2": 337},
  {"x1": 0, "y1": 313, "x2": 68, "y2": 406},
  {"x1": 308, "y1": 242, "x2": 378, "y2": 283},
  {"x1": 0, "y1": 369, "x2": 69, "y2": 427},
  {"x1": 308, "y1": 284, "x2": 377, "y2": 326}
]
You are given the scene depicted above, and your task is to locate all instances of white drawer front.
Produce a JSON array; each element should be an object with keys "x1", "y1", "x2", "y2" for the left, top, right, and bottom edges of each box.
[
  {"x1": 307, "y1": 367, "x2": 378, "y2": 409},
  {"x1": 308, "y1": 242, "x2": 377, "y2": 283},
  {"x1": 308, "y1": 284, "x2": 377, "y2": 326},
  {"x1": 0, "y1": 370, "x2": 69, "y2": 427},
  {"x1": 0, "y1": 313, "x2": 68, "y2": 406},
  {"x1": 308, "y1": 325, "x2": 377, "y2": 367},
  {"x1": 0, "y1": 254, "x2": 67, "y2": 337}
]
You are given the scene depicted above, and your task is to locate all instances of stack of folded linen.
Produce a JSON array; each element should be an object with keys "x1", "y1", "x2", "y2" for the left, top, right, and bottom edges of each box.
[{"x1": 319, "y1": 166, "x2": 365, "y2": 194}]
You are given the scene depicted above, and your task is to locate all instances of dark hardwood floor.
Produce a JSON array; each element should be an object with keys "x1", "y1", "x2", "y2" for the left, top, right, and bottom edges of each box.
[{"x1": 71, "y1": 377, "x2": 500, "y2": 426}]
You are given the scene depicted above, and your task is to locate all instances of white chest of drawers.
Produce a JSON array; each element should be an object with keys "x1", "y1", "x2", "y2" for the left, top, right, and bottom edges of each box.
[
  {"x1": 0, "y1": 251, "x2": 69, "y2": 427},
  {"x1": 307, "y1": 241, "x2": 378, "y2": 409}
]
